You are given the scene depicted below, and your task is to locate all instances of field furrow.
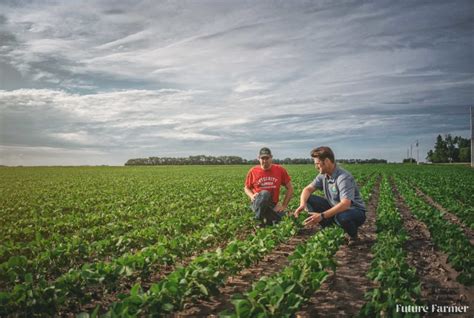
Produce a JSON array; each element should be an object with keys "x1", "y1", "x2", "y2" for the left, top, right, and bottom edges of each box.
[
  {"x1": 390, "y1": 177, "x2": 474, "y2": 313},
  {"x1": 1, "y1": 164, "x2": 472, "y2": 317},
  {"x1": 296, "y1": 175, "x2": 380, "y2": 317}
]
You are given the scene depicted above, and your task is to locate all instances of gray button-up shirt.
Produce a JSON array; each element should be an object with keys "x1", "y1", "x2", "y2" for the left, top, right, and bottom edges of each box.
[{"x1": 310, "y1": 165, "x2": 366, "y2": 211}]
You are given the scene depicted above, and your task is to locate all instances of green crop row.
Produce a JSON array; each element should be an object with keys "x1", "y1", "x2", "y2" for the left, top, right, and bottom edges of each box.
[
  {"x1": 222, "y1": 225, "x2": 345, "y2": 317},
  {"x1": 360, "y1": 175, "x2": 422, "y2": 317},
  {"x1": 0, "y1": 168, "x2": 251, "y2": 286},
  {"x1": 103, "y1": 216, "x2": 302, "y2": 317},
  {"x1": 378, "y1": 164, "x2": 474, "y2": 212},
  {"x1": 394, "y1": 176, "x2": 474, "y2": 285},
  {"x1": 0, "y1": 164, "x2": 401, "y2": 317},
  {"x1": 406, "y1": 177, "x2": 473, "y2": 229},
  {"x1": 219, "y1": 172, "x2": 377, "y2": 317},
  {"x1": 0, "y1": 208, "x2": 256, "y2": 316},
  {"x1": 0, "y1": 199, "x2": 245, "y2": 286}
]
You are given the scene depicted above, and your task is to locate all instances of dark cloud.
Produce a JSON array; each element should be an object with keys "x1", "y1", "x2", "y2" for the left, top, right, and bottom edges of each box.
[
  {"x1": 0, "y1": 30, "x2": 16, "y2": 45},
  {"x1": 102, "y1": 9, "x2": 126, "y2": 15},
  {"x1": 0, "y1": 0, "x2": 472, "y2": 165},
  {"x1": 0, "y1": 14, "x2": 7, "y2": 25},
  {"x1": 0, "y1": 62, "x2": 32, "y2": 90}
]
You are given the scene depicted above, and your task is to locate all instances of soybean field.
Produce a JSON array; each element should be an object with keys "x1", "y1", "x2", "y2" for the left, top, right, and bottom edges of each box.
[{"x1": 0, "y1": 164, "x2": 473, "y2": 317}]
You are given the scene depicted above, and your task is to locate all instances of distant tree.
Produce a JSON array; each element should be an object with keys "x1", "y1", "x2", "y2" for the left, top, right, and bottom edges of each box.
[
  {"x1": 402, "y1": 158, "x2": 417, "y2": 164},
  {"x1": 426, "y1": 134, "x2": 471, "y2": 163},
  {"x1": 125, "y1": 155, "x2": 388, "y2": 166},
  {"x1": 445, "y1": 134, "x2": 458, "y2": 163},
  {"x1": 431, "y1": 135, "x2": 449, "y2": 163},
  {"x1": 426, "y1": 149, "x2": 434, "y2": 162},
  {"x1": 455, "y1": 136, "x2": 470, "y2": 148},
  {"x1": 337, "y1": 158, "x2": 387, "y2": 164},
  {"x1": 459, "y1": 147, "x2": 471, "y2": 162},
  {"x1": 455, "y1": 136, "x2": 471, "y2": 162}
]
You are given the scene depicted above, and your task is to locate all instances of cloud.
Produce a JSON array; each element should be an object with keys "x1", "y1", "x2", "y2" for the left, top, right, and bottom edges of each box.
[
  {"x1": 49, "y1": 131, "x2": 98, "y2": 145},
  {"x1": 0, "y1": 88, "x2": 245, "y2": 150},
  {"x1": 1, "y1": 88, "x2": 468, "y2": 163},
  {"x1": 0, "y1": 1, "x2": 472, "y2": 165}
]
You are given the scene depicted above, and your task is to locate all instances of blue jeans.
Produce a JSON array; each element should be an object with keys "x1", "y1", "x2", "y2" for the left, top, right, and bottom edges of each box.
[
  {"x1": 306, "y1": 195, "x2": 366, "y2": 238},
  {"x1": 251, "y1": 190, "x2": 284, "y2": 225}
]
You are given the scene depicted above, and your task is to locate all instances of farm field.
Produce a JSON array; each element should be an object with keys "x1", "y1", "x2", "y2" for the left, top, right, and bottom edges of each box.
[{"x1": 0, "y1": 164, "x2": 473, "y2": 317}]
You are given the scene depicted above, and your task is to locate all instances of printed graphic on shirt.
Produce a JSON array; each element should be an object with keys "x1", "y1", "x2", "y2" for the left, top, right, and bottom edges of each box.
[
  {"x1": 258, "y1": 176, "x2": 279, "y2": 189},
  {"x1": 330, "y1": 184, "x2": 337, "y2": 193}
]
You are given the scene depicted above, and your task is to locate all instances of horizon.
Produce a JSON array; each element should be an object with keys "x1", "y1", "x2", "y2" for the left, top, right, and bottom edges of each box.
[
  {"x1": 1, "y1": 1, "x2": 473, "y2": 166},
  {"x1": 0, "y1": 155, "x2": 462, "y2": 167}
]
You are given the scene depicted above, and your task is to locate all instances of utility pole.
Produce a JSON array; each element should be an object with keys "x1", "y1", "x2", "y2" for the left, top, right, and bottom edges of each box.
[
  {"x1": 410, "y1": 143, "x2": 413, "y2": 163},
  {"x1": 416, "y1": 140, "x2": 419, "y2": 164},
  {"x1": 471, "y1": 106, "x2": 473, "y2": 167}
]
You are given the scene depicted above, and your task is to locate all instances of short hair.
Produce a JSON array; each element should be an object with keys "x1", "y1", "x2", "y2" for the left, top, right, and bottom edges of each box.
[{"x1": 310, "y1": 146, "x2": 335, "y2": 163}]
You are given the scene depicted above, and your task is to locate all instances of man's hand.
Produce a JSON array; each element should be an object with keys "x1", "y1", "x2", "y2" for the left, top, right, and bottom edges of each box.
[
  {"x1": 293, "y1": 205, "x2": 306, "y2": 218},
  {"x1": 251, "y1": 192, "x2": 259, "y2": 202},
  {"x1": 303, "y1": 213, "x2": 322, "y2": 227},
  {"x1": 273, "y1": 203, "x2": 286, "y2": 212}
]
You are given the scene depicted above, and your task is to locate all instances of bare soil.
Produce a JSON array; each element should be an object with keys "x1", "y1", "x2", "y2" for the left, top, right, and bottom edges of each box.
[
  {"x1": 61, "y1": 227, "x2": 254, "y2": 316},
  {"x1": 174, "y1": 226, "x2": 319, "y2": 317},
  {"x1": 173, "y1": 179, "x2": 381, "y2": 317},
  {"x1": 62, "y1": 177, "x2": 474, "y2": 318},
  {"x1": 294, "y1": 177, "x2": 380, "y2": 317},
  {"x1": 413, "y1": 186, "x2": 474, "y2": 245},
  {"x1": 391, "y1": 178, "x2": 474, "y2": 318}
]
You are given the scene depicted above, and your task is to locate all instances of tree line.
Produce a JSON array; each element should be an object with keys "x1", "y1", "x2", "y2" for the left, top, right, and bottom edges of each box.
[
  {"x1": 426, "y1": 134, "x2": 471, "y2": 163},
  {"x1": 124, "y1": 155, "x2": 387, "y2": 166}
]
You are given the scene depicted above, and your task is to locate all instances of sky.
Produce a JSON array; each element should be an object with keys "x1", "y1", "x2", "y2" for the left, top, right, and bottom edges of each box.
[{"x1": 0, "y1": 0, "x2": 473, "y2": 166}]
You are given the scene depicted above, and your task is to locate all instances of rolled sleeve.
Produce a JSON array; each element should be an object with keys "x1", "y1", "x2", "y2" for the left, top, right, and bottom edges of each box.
[{"x1": 310, "y1": 174, "x2": 324, "y2": 190}]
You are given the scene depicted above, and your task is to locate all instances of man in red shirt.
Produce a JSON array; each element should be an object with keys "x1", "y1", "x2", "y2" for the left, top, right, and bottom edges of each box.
[{"x1": 244, "y1": 147, "x2": 293, "y2": 226}]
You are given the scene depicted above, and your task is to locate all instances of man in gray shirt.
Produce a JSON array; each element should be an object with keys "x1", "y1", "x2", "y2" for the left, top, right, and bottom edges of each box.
[{"x1": 294, "y1": 146, "x2": 366, "y2": 242}]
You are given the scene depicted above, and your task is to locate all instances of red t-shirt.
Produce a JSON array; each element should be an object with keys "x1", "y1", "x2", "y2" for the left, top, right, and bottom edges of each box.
[{"x1": 245, "y1": 164, "x2": 291, "y2": 204}]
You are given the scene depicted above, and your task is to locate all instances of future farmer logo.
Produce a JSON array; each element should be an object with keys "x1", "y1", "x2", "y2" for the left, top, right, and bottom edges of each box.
[{"x1": 330, "y1": 184, "x2": 337, "y2": 193}]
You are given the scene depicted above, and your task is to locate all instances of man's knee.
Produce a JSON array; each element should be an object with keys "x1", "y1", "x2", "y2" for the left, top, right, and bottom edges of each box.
[
  {"x1": 259, "y1": 190, "x2": 271, "y2": 200},
  {"x1": 335, "y1": 209, "x2": 365, "y2": 225},
  {"x1": 335, "y1": 212, "x2": 350, "y2": 225},
  {"x1": 307, "y1": 195, "x2": 331, "y2": 212},
  {"x1": 253, "y1": 190, "x2": 272, "y2": 209}
]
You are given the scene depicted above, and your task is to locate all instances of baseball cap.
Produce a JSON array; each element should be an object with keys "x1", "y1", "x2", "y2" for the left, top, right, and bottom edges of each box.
[{"x1": 258, "y1": 147, "x2": 272, "y2": 158}]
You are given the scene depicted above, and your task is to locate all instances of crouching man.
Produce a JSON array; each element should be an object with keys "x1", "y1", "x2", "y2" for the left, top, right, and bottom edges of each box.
[
  {"x1": 294, "y1": 146, "x2": 366, "y2": 243},
  {"x1": 245, "y1": 147, "x2": 293, "y2": 226}
]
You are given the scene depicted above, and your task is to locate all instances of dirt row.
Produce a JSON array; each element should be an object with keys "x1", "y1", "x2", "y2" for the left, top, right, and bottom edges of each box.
[
  {"x1": 391, "y1": 178, "x2": 473, "y2": 317},
  {"x1": 174, "y1": 177, "x2": 382, "y2": 317},
  {"x1": 295, "y1": 178, "x2": 474, "y2": 318},
  {"x1": 413, "y1": 186, "x2": 474, "y2": 245},
  {"x1": 70, "y1": 176, "x2": 472, "y2": 317},
  {"x1": 294, "y1": 177, "x2": 381, "y2": 317},
  {"x1": 176, "y1": 227, "x2": 319, "y2": 317},
  {"x1": 66, "y1": 228, "x2": 254, "y2": 316},
  {"x1": 180, "y1": 176, "x2": 473, "y2": 317}
]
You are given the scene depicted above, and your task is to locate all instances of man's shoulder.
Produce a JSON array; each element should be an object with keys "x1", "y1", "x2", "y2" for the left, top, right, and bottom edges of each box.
[
  {"x1": 335, "y1": 167, "x2": 354, "y2": 182},
  {"x1": 248, "y1": 165, "x2": 262, "y2": 173},
  {"x1": 271, "y1": 164, "x2": 289, "y2": 173}
]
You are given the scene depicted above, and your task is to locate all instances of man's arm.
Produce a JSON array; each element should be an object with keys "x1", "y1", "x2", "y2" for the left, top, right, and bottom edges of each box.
[
  {"x1": 274, "y1": 181, "x2": 294, "y2": 212},
  {"x1": 293, "y1": 183, "x2": 316, "y2": 217},
  {"x1": 282, "y1": 181, "x2": 293, "y2": 209},
  {"x1": 303, "y1": 198, "x2": 351, "y2": 226},
  {"x1": 244, "y1": 186, "x2": 258, "y2": 201}
]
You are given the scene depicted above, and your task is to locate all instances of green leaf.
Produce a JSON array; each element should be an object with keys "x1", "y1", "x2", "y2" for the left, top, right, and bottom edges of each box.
[
  {"x1": 130, "y1": 283, "x2": 141, "y2": 297},
  {"x1": 196, "y1": 283, "x2": 208, "y2": 296}
]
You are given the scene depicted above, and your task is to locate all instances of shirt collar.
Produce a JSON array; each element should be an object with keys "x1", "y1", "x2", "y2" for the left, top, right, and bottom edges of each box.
[{"x1": 325, "y1": 164, "x2": 341, "y2": 181}]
